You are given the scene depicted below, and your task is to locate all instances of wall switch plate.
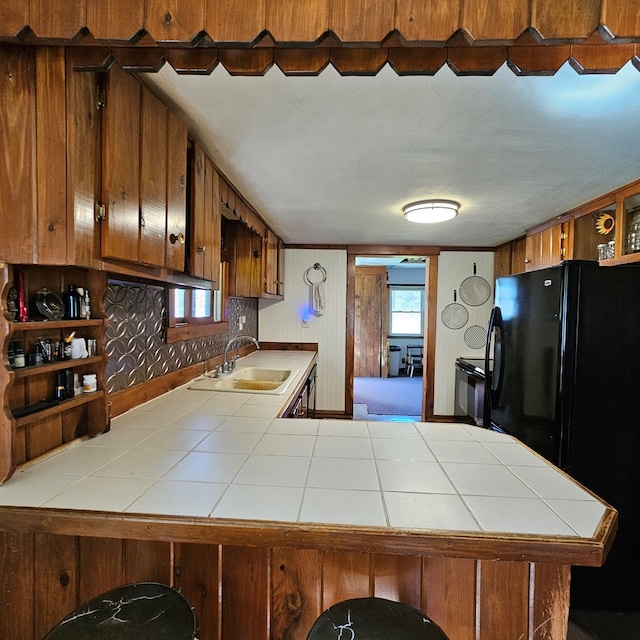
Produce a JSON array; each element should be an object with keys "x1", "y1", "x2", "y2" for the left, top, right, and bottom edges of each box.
[{"x1": 302, "y1": 319, "x2": 309, "y2": 328}]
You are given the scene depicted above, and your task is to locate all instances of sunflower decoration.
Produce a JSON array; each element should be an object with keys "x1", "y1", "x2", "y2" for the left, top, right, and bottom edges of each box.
[{"x1": 595, "y1": 212, "x2": 615, "y2": 235}]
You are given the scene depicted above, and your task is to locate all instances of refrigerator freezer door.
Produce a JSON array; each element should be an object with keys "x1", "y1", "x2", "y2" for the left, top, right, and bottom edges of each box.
[{"x1": 490, "y1": 267, "x2": 564, "y2": 465}]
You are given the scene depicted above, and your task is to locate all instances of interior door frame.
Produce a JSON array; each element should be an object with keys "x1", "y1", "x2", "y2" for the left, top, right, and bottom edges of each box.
[{"x1": 345, "y1": 246, "x2": 440, "y2": 421}]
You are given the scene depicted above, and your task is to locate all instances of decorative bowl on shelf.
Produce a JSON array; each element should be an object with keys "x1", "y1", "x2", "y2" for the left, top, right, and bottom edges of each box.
[{"x1": 35, "y1": 289, "x2": 65, "y2": 321}]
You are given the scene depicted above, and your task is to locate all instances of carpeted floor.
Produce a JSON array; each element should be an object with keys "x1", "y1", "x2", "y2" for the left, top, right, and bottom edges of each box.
[{"x1": 353, "y1": 376, "x2": 422, "y2": 416}]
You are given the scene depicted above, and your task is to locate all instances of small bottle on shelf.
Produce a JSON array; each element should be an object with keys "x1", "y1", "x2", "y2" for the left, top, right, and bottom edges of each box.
[
  {"x1": 84, "y1": 289, "x2": 91, "y2": 319},
  {"x1": 13, "y1": 342, "x2": 25, "y2": 368}
]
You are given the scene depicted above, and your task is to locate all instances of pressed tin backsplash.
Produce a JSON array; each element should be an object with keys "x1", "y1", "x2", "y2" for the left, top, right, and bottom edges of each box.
[{"x1": 104, "y1": 282, "x2": 258, "y2": 393}]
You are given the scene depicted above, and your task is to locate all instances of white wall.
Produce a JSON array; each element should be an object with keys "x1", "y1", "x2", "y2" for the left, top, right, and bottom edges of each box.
[
  {"x1": 259, "y1": 249, "x2": 347, "y2": 412},
  {"x1": 433, "y1": 251, "x2": 494, "y2": 415}
]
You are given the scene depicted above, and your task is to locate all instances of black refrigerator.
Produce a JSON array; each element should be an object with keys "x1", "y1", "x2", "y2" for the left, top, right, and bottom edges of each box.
[{"x1": 485, "y1": 260, "x2": 640, "y2": 612}]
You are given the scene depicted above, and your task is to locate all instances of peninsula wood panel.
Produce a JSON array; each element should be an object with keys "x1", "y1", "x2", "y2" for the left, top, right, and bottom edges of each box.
[
  {"x1": 0, "y1": 529, "x2": 578, "y2": 640},
  {"x1": 29, "y1": 0, "x2": 85, "y2": 40}
]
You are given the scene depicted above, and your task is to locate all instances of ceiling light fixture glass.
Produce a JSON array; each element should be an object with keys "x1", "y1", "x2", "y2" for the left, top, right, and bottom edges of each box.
[{"x1": 403, "y1": 199, "x2": 460, "y2": 223}]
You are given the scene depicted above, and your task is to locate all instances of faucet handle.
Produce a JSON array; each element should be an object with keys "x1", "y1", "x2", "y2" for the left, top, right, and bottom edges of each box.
[{"x1": 231, "y1": 354, "x2": 239, "y2": 371}]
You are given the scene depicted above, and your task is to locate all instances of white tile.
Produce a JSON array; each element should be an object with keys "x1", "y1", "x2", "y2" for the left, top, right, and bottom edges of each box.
[
  {"x1": 371, "y1": 438, "x2": 435, "y2": 461},
  {"x1": 233, "y1": 455, "x2": 310, "y2": 487},
  {"x1": 314, "y1": 436, "x2": 373, "y2": 459},
  {"x1": 267, "y1": 419, "x2": 319, "y2": 435},
  {"x1": 133, "y1": 429, "x2": 209, "y2": 451},
  {"x1": 463, "y1": 495, "x2": 577, "y2": 536},
  {"x1": 367, "y1": 422, "x2": 422, "y2": 439},
  {"x1": 482, "y1": 442, "x2": 547, "y2": 467},
  {"x1": 318, "y1": 421, "x2": 369, "y2": 437},
  {"x1": 169, "y1": 413, "x2": 228, "y2": 431},
  {"x1": 307, "y1": 458, "x2": 379, "y2": 490},
  {"x1": 214, "y1": 416, "x2": 273, "y2": 433},
  {"x1": 187, "y1": 403, "x2": 244, "y2": 416},
  {"x1": 300, "y1": 488, "x2": 386, "y2": 526},
  {"x1": 92, "y1": 449, "x2": 186, "y2": 479},
  {"x1": 254, "y1": 434, "x2": 316, "y2": 457},
  {"x1": 510, "y1": 466, "x2": 598, "y2": 500},
  {"x1": 442, "y1": 463, "x2": 538, "y2": 498},
  {"x1": 148, "y1": 389, "x2": 210, "y2": 411},
  {"x1": 165, "y1": 451, "x2": 247, "y2": 483},
  {"x1": 211, "y1": 484, "x2": 303, "y2": 521},
  {"x1": 377, "y1": 460, "x2": 456, "y2": 494},
  {"x1": 245, "y1": 394, "x2": 289, "y2": 407},
  {"x1": 232, "y1": 404, "x2": 281, "y2": 418},
  {"x1": 83, "y1": 427, "x2": 159, "y2": 448},
  {"x1": 23, "y1": 446, "x2": 128, "y2": 476},
  {"x1": 205, "y1": 393, "x2": 248, "y2": 406},
  {"x1": 415, "y1": 422, "x2": 477, "y2": 441},
  {"x1": 126, "y1": 480, "x2": 227, "y2": 517},
  {"x1": 110, "y1": 410, "x2": 183, "y2": 429},
  {"x1": 462, "y1": 425, "x2": 515, "y2": 443},
  {"x1": 195, "y1": 431, "x2": 263, "y2": 454},
  {"x1": 428, "y1": 440, "x2": 500, "y2": 464},
  {"x1": 0, "y1": 472, "x2": 82, "y2": 506},
  {"x1": 383, "y1": 492, "x2": 480, "y2": 531},
  {"x1": 44, "y1": 476, "x2": 154, "y2": 511},
  {"x1": 546, "y1": 499, "x2": 608, "y2": 538}
]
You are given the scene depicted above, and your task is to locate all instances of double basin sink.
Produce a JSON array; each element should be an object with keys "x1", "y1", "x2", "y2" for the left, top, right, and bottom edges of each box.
[{"x1": 208, "y1": 367, "x2": 298, "y2": 395}]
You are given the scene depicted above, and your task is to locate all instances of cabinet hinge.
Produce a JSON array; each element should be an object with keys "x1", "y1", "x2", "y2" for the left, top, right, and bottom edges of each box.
[
  {"x1": 95, "y1": 203, "x2": 106, "y2": 222},
  {"x1": 96, "y1": 86, "x2": 106, "y2": 110}
]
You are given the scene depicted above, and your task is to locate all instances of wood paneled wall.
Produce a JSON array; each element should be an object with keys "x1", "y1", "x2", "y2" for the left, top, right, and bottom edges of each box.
[{"x1": 0, "y1": 529, "x2": 571, "y2": 640}]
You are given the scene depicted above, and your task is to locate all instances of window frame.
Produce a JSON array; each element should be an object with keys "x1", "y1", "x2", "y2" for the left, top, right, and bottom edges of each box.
[{"x1": 388, "y1": 285, "x2": 425, "y2": 337}]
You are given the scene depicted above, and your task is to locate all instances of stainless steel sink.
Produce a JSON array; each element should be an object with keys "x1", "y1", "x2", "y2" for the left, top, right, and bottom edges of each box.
[{"x1": 208, "y1": 367, "x2": 297, "y2": 394}]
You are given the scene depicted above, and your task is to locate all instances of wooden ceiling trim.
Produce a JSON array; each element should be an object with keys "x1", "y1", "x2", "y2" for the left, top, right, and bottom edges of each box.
[
  {"x1": 461, "y1": 0, "x2": 531, "y2": 44},
  {"x1": 164, "y1": 48, "x2": 219, "y2": 75},
  {"x1": 66, "y1": 44, "x2": 640, "y2": 75},
  {"x1": 394, "y1": 0, "x2": 462, "y2": 43},
  {"x1": 85, "y1": 0, "x2": 145, "y2": 44},
  {"x1": 530, "y1": 0, "x2": 602, "y2": 43},
  {"x1": 143, "y1": 0, "x2": 206, "y2": 45},
  {"x1": 447, "y1": 46, "x2": 508, "y2": 76},
  {"x1": 28, "y1": 0, "x2": 85, "y2": 41},
  {"x1": 2, "y1": 0, "x2": 640, "y2": 45},
  {"x1": 267, "y1": 0, "x2": 330, "y2": 43},
  {"x1": 569, "y1": 42, "x2": 636, "y2": 73},
  {"x1": 329, "y1": 0, "x2": 396, "y2": 44},
  {"x1": 274, "y1": 49, "x2": 331, "y2": 76},
  {"x1": 387, "y1": 48, "x2": 448, "y2": 76},
  {"x1": 507, "y1": 45, "x2": 572, "y2": 76},
  {"x1": 205, "y1": 0, "x2": 266, "y2": 44}
]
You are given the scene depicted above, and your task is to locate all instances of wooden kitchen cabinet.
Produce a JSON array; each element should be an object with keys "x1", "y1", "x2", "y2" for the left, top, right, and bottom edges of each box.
[
  {"x1": 102, "y1": 63, "x2": 189, "y2": 271},
  {"x1": 225, "y1": 221, "x2": 263, "y2": 298},
  {"x1": 262, "y1": 229, "x2": 285, "y2": 299},
  {"x1": 189, "y1": 143, "x2": 221, "y2": 287},
  {"x1": 524, "y1": 222, "x2": 566, "y2": 271},
  {"x1": 0, "y1": 264, "x2": 109, "y2": 483}
]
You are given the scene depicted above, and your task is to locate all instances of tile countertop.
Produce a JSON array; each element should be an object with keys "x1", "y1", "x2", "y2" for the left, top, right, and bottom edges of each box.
[{"x1": 0, "y1": 350, "x2": 610, "y2": 541}]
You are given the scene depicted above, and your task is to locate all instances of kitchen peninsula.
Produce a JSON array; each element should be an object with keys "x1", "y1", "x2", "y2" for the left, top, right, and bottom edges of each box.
[{"x1": 0, "y1": 354, "x2": 616, "y2": 640}]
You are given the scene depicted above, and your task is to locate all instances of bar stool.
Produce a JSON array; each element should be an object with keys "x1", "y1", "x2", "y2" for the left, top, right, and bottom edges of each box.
[
  {"x1": 306, "y1": 597, "x2": 449, "y2": 640},
  {"x1": 43, "y1": 582, "x2": 197, "y2": 640},
  {"x1": 406, "y1": 344, "x2": 423, "y2": 377}
]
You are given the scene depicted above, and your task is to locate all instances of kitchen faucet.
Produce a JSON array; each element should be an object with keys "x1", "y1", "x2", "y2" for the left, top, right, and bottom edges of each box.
[{"x1": 222, "y1": 335, "x2": 260, "y2": 372}]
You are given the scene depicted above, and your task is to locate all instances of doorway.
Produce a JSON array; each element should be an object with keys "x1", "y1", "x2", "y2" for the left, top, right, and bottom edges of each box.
[{"x1": 348, "y1": 252, "x2": 437, "y2": 421}]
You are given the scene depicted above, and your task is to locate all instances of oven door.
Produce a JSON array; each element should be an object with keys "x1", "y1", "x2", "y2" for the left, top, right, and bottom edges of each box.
[{"x1": 455, "y1": 361, "x2": 487, "y2": 427}]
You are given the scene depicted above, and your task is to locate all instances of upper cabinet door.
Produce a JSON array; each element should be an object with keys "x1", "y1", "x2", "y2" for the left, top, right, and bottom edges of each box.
[
  {"x1": 139, "y1": 87, "x2": 167, "y2": 268},
  {"x1": 165, "y1": 110, "x2": 187, "y2": 272},
  {"x1": 101, "y1": 63, "x2": 141, "y2": 263}
]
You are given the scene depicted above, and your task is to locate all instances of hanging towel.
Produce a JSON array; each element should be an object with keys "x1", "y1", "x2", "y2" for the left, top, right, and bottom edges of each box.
[{"x1": 312, "y1": 281, "x2": 325, "y2": 316}]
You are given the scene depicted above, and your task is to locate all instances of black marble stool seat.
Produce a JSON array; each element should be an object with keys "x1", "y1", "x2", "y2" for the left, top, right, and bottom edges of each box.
[
  {"x1": 306, "y1": 597, "x2": 449, "y2": 640},
  {"x1": 44, "y1": 582, "x2": 196, "y2": 640}
]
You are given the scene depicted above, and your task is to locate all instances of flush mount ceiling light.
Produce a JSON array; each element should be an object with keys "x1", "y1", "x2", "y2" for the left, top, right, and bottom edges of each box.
[{"x1": 403, "y1": 199, "x2": 460, "y2": 223}]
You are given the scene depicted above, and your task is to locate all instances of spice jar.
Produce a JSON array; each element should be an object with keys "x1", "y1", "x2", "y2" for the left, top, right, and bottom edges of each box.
[{"x1": 82, "y1": 374, "x2": 97, "y2": 393}]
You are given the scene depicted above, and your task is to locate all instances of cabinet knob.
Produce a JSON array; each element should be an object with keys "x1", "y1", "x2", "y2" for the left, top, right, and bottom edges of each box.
[
  {"x1": 197, "y1": 246, "x2": 206, "y2": 253},
  {"x1": 170, "y1": 232, "x2": 185, "y2": 245}
]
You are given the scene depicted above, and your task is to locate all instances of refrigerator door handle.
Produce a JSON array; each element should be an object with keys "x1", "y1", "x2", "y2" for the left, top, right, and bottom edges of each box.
[{"x1": 485, "y1": 306, "x2": 505, "y2": 409}]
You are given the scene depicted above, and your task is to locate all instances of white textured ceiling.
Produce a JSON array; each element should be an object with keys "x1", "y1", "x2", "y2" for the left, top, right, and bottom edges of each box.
[{"x1": 143, "y1": 61, "x2": 640, "y2": 248}]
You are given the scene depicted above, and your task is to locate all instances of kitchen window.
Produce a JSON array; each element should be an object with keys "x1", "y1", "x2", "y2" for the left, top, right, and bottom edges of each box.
[{"x1": 389, "y1": 286, "x2": 424, "y2": 336}]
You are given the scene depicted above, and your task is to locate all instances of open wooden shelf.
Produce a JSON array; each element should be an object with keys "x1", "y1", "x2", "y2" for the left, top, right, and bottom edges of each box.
[
  {"x1": 12, "y1": 355, "x2": 103, "y2": 379},
  {"x1": 14, "y1": 390, "x2": 106, "y2": 428}
]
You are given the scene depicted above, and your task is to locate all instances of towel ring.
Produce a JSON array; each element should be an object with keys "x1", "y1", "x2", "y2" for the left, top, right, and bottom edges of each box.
[{"x1": 304, "y1": 263, "x2": 327, "y2": 285}]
